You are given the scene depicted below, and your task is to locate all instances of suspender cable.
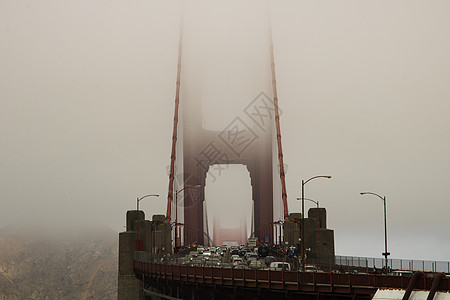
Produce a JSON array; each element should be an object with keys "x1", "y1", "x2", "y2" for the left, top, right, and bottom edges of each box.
[
  {"x1": 269, "y1": 24, "x2": 289, "y2": 221},
  {"x1": 166, "y1": 22, "x2": 184, "y2": 223}
]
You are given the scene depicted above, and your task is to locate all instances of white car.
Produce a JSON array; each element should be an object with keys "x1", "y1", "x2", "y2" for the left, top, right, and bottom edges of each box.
[
  {"x1": 231, "y1": 254, "x2": 240, "y2": 261},
  {"x1": 248, "y1": 260, "x2": 263, "y2": 269},
  {"x1": 305, "y1": 264, "x2": 317, "y2": 272},
  {"x1": 232, "y1": 258, "x2": 244, "y2": 266},
  {"x1": 246, "y1": 253, "x2": 258, "y2": 262},
  {"x1": 269, "y1": 262, "x2": 291, "y2": 271}
]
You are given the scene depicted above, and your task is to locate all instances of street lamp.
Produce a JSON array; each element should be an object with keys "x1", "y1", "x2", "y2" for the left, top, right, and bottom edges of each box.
[
  {"x1": 175, "y1": 185, "x2": 201, "y2": 250},
  {"x1": 360, "y1": 192, "x2": 390, "y2": 274},
  {"x1": 301, "y1": 175, "x2": 331, "y2": 271},
  {"x1": 136, "y1": 194, "x2": 159, "y2": 251},
  {"x1": 297, "y1": 197, "x2": 319, "y2": 208}
]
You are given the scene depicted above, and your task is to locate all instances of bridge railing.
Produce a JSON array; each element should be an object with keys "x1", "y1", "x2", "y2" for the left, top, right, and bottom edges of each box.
[
  {"x1": 135, "y1": 250, "x2": 450, "y2": 274},
  {"x1": 335, "y1": 255, "x2": 450, "y2": 273},
  {"x1": 133, "y1": 260, "x2": 450, "y2": 293}
]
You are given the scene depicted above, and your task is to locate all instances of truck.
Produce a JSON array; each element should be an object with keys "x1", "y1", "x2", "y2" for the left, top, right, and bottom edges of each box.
[{"x1": 247, "y1": 238, "x2": 258, "y2": 248}]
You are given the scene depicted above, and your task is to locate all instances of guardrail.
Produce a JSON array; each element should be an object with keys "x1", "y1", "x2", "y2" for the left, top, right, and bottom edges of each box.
[
  {"x1": 335, "y1": 256, "x2": 450, "y2": 273},
  {"x1": 135, "y1": 251, "x2": 450, "y2": 274}
]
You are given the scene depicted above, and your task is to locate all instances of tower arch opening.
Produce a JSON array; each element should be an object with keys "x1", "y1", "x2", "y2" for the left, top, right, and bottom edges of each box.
[{"x1": 205, "y1": 164, "x2": 252, "y2": 246}]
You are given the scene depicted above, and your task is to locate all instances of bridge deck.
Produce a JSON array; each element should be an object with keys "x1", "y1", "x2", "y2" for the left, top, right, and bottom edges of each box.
[{"x1": 134, "y1": 260, "x2": 450, "y2": 297}]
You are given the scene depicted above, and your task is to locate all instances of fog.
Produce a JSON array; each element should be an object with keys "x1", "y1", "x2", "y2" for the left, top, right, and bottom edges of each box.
[{"x1": 1, "y1": 0, "x2": 449, "y2": 261}]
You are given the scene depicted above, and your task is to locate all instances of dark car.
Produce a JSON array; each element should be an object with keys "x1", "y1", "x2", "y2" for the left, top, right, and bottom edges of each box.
[
  {"x1": 231, "y1": 248, "x2": 239, "y2": 256},
  {"x1": 264, "y1": 255, "x2": 276, "y2": 266}
]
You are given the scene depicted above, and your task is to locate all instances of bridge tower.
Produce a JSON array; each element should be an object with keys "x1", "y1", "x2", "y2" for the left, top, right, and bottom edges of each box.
[
  {"x1": 165, "y1": 2, "x2": 289, "y2": 247},
  {"x1": 181, "y1": 97, "x2": 274, "y2": 246}
]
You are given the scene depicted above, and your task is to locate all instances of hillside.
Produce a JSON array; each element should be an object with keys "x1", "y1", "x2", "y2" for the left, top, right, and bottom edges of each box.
[{"x1": 0, "y1": 223, "x2": 118, "y2": 300}]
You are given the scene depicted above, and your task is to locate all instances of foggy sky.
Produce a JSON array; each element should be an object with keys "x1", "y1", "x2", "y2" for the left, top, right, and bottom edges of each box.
[{"x1": 1, "y1": 0, "x2": 449, "y2": 262}]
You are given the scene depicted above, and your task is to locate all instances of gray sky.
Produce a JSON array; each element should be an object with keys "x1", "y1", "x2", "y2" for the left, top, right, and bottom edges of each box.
[{"x1": 1, "y1": 0, "x2": 449, "y2": 262}]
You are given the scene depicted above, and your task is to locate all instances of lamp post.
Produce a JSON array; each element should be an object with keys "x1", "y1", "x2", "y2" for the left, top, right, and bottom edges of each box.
[
  {"x1": 175, "y1": 185, "x2": 201, "y2": 251},
  {"x1": 136, "y1": 194, "x2": 159, "y2": 251},
  {"x1": 301, "y1": 175, "x2": 331, "y2": 271},
  {"x1": 297, "y1": 197, "x2": 321, "y2": 267},
  {"x1": 360, "y1": 192, "x2": 390, "y2": 274}
]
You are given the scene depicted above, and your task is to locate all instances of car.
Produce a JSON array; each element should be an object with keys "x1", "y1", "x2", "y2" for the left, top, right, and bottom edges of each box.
[
  {"x1": 248, "y1": 260, "x2": 263, "y2": 269},
  {"x1": 246, "y1": 253, "x2": 258, "y2": 263},
  {"x1": 197, "y1": 247, "x2": 205, "y2": 254},
  {"x1": 179, "y1": 257, "x2": 190, "y2": 265},
  {"x1": 205, "y1": 261, "x2": 219, "y2": 267},
  {"x1": 190, "y1": 258, "x2": 205, "y2": 267},
  {"x1": 232, "y1": 258, "x2": 244, "y2": 266},
  {"x1": 305, "y1": 264, "x2": 317, "y2": 272},
  {"x1": 233, "y1": 263, "x2": 247, "y2": 269},
  {"x1": 391, "y1": 270, "x2": 413, "y2": 276},
  {"x1": 264, "y1": 255, "x2": 276, "y2": 266},
  {"x1": 231, "y1": 254, "x2": 240, "y2": 262},
  {"x1": 270, "y1": 262, "x2": 291, "y2": 271},
  {"x1": 189, "y1": 251, "x2": 199, "y2": 258},
  {"x1": 230, "y1": 248, "x2": 239, "y2": 256},
  {"x1": 205, "y1": 258, "x2": 221, "y2": 267}
]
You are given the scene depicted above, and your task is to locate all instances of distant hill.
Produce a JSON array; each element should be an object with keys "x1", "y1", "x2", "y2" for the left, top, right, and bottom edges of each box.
[{"x1": 0, "y1": 223, "x2": 118, "y2": 300}]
